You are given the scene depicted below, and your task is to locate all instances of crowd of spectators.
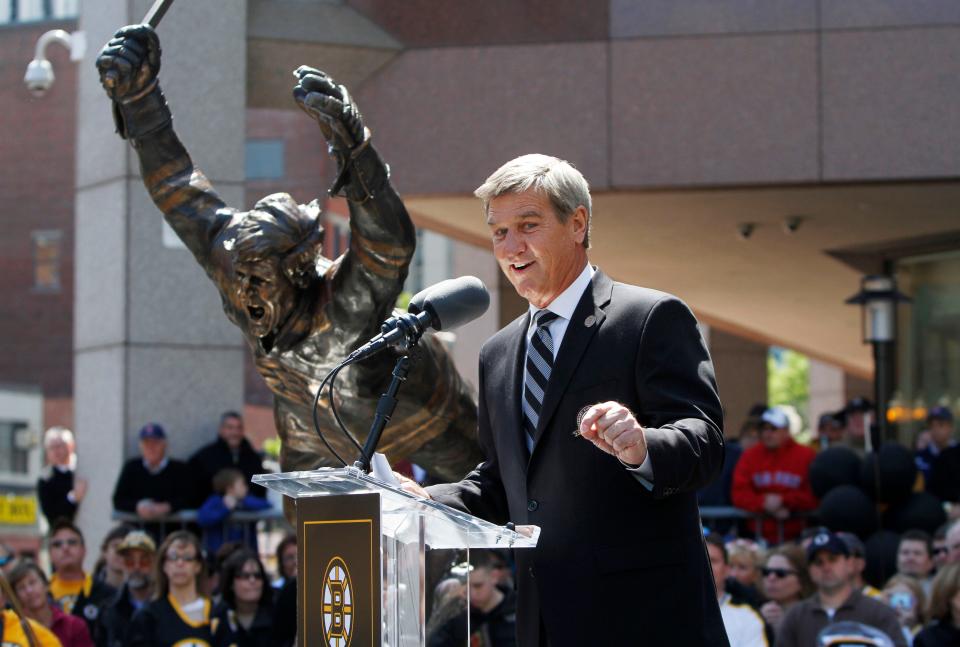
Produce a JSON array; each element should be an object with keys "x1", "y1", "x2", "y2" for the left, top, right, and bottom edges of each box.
[{"x1": 702, "y1": 400, "x2": 960, "y2": 646}]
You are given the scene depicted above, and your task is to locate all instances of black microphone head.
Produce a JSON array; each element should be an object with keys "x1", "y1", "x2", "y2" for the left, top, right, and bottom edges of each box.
[{"x1": 409, "y1": 276, "x2": 489, "y2": 331}]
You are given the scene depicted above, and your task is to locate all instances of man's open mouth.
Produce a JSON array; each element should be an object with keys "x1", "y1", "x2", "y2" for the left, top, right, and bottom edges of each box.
[
  {"x1": 513, "y1": 262, "x2": 533, "y2": 271},
  {"x1": 247, "y1": 306, "x2": 265, "y2": 320}
]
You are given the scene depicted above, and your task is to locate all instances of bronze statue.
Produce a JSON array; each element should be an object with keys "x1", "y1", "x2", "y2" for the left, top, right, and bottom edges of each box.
[{"x1": 95, "y1": 25, "x2": 481, "y2": 479}]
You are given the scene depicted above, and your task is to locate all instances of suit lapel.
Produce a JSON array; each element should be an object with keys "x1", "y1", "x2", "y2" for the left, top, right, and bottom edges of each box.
[
  {"x1": 501, "y1": 312, "x2": 531, "y2": 469},
  {"x1": 532, "y1": 270, "x2": 613, "y2": 448}
]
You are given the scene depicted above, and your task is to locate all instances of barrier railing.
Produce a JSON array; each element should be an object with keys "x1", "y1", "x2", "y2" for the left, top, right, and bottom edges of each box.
[
  {"x1": 111, "y1": 508, "x2": 293, "y2": 570},
  {"x1": 699, "y1": 506, "x2": 813, "y2": 545}
]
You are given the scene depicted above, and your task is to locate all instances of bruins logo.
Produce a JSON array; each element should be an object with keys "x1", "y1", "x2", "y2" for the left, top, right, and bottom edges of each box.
[{"x1": 321, "y1": 556, "x2": 354, "y2": 646}]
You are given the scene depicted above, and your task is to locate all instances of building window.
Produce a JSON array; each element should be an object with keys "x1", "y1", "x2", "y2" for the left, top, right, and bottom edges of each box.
[
  {"x1": 1, "y1": 0, "x2": 78, "y2": 24},
  {"x1": 245, "y1": 139, "x2": 285, "y2": 180},
  {"x1": 32, "y1": 230, "x2": 61, "y2": 292},
  {"x1": 0, "y1": 420, "x2": 30, "y2": 476}
]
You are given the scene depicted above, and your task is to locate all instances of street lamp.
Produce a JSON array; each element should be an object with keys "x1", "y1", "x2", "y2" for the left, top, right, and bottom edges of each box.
[
  {"x1": 23, "y1": 29, "x2": 86, "y2": 97},
  {"x1": 845, "y1": 275, "x2": 911, "y2": 446}
]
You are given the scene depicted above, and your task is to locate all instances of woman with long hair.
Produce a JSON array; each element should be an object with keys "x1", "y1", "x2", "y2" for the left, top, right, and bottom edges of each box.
[
  {"x1": 915, "y1": 561, "x2": 960, "y2": 647},
  {"x1": 759, "y1": 544, "x2": 813, "y2": 637},
  {"x1": 127, "y1": 530, "x2": 213, "y2": 647},
  {"x1": 212, "y1": 550, "x2": 273, "y2": 647},
  {"x1": 0, "y1": 569, "x2": 61, "y2": 647},
  {"x1": 8, "y1": 560, "x2": 92, "y2": 647}
]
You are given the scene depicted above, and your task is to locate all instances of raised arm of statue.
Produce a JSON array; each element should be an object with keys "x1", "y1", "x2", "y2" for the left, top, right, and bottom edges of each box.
[
  {"x1": 293, "y1": 67, "x2": 415, "y2": 318},
  {"x1": 96, "y1": 24, "x2": 229, "y2": 272}
]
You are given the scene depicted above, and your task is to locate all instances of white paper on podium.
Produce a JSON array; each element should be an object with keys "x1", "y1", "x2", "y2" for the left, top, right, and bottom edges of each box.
[{"x1": 371, "y1": 452, "x2": 401, "y2": 487}]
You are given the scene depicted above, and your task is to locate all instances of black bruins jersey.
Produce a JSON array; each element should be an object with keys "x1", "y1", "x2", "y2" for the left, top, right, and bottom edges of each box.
[{"x1": 127, "y1": 594, "x2": 213, "y2": 647}]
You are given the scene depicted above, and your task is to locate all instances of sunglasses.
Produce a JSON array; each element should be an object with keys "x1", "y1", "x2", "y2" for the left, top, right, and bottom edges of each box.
[
  {"x1": 50, "y1": 538, "x2": 81, "y2": 549},
  {"x1": 933, "y1": 546, "x2": 949, "y2": 556},
  {"x1": 761, "y1": 567, "x2": 797, "y2": 579},
  {"x1": 123, "y1": 554, "x2": 153, "y2": 568},
  {"x1": 165, "y1": 553, "x2": 198, "y2": 564},
  {"x1": 235, "y1": 571, "x2": 264, "y2": 582}
]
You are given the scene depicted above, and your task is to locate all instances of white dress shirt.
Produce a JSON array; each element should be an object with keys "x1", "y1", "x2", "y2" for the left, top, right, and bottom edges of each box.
[{"x1": 522, "y1": 264, "x2": 654, "y2": 485}]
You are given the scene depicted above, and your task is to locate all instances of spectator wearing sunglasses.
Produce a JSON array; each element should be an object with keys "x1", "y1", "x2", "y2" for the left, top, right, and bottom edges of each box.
[
  {"x1": 99, "y1": 531, "x2": 157, "y2": 647},
  {"x1": 882, "y1": 574, "x2": 925, "y2": 645},
  {"x1": 212, "y1": 549, "x2": 275, "y2": 647},
  {"x1": 931, "y1": 523, "x2": 950, "y2": 571},
  {"x1": 47, "y1": 520, "x2": 115, "y2": 640},
  {"x1": 127, "y1": 530, "x2": 212, "y2": 647},
  {"x1": 759, "y1": 544, "x2": 813, "y2": 638}
]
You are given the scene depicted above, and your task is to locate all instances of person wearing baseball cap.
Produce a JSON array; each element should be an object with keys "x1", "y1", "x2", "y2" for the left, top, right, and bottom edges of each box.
[
  {"x1": 775, "y1": 531, "x2": 906, "y2": 647},
  {"x1": 111, "y1": 423, "x2": 193, "y2": 535},
  {"x1": 99, "y1": 530, "x2": 158, "y2": 646},
  {"x1": 837, "y1": 532, "x2": 884, "y2": 600},
  {"x1": 916, "y1": 406, "x2": 957, "y2": 487},
  {"x1": 731, "y1": 407, "x2": 819, "y2": 543},
  {"x1": 925, "y1": 408, "x2": 960, "y2": 503}
]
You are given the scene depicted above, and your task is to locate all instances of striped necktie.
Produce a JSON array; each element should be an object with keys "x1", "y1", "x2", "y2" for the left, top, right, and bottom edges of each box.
[{"x1": 522, "y1": 309, "x2": 559, "y2": 446}]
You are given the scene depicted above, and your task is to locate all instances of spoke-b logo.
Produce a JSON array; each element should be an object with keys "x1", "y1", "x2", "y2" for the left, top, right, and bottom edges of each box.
[{"x1": 322, "y1": 556, "x2": 354, "y2": 646}]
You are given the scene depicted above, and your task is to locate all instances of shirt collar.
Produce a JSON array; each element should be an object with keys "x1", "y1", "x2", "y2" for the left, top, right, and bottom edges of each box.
[
  {"x1": 527, "y1": 263, "x2": 594, "y2": 322},
  {"x1": 143, "y1": 457, "x2": 169, "y2": 474}
]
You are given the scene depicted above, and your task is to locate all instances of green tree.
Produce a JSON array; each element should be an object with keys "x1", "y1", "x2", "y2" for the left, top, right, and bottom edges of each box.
[{"x1": 768, "y1": 347, "x2": 810, "y2": 427}]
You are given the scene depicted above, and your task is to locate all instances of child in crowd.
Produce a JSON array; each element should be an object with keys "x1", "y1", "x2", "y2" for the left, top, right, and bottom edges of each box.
[{"x1": 197, "y1": 468, "x2": 270, "y2": 555}]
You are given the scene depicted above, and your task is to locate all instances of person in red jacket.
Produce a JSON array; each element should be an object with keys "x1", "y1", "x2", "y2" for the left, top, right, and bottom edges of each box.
[{"x1": 732, "y1": 407, "x2": 818, "y2": 543}]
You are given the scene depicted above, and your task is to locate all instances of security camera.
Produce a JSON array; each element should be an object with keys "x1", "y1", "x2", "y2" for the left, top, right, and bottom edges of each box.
[
  {"x1": 737, "y1": 223, "x2": 755, "y2": 240},
  {"x1": 23, "y1": 29, "x2": 84, "y2": 98},
  {"x1": 783, "y1": 216, "x2": 804, "y2": 234},
  {"x1": 24, "y1": 59, "x2": 55, "y2": 97}
]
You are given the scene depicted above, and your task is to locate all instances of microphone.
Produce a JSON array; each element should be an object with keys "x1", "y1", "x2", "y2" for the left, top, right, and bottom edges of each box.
[{"x1": 347, "y1": 276, "x2": 489, "y2": 362}]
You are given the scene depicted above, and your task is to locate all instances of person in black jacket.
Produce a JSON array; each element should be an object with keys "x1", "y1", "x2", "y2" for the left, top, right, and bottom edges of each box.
[
  {"x1": 37, "y1": 427, "x2": 87, "y2": 525},
  {"x1": 98, "y1": 530, "x2": 157, "y2": 647},
  {"x1": 212, "y1": 550, "x2": 274, "y2": 647},
  {"x1": 188, "y1": 412, "x2": 266, "y2": 507},
  {"x1": 111, "y1": 424, "x2": 193, "y2": 538}
]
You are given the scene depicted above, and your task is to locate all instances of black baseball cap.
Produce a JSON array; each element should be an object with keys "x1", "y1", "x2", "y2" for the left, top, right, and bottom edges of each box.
[{"x1": 807, "y1": 531, "x2": 850, "y2": 563}]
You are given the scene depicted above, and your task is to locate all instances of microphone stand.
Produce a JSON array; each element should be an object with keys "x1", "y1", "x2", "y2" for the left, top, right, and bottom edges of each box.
[{"x1": 354, "y1": 355, "x2": 411, "y2": 473}]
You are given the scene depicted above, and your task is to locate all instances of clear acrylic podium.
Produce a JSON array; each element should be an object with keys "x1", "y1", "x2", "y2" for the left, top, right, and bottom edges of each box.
[{"x1": 254, "y1": 466, "x2": 538, "y2": 647}]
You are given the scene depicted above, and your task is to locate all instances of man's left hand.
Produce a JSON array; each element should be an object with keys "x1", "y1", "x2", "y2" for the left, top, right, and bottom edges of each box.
[{"x1": 579, "y1": 401, "x2": 647, "y2": 466}]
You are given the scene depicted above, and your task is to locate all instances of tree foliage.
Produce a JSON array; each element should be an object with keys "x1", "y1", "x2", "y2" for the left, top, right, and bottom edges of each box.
[{"x1": 768, "y1": 347, "x2": 810, "y2": 426}]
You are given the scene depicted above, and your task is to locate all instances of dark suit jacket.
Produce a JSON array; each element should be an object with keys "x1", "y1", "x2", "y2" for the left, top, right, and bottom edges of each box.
[{"x1": 428, "y1": 269, "x2": 728, "y2": 646}]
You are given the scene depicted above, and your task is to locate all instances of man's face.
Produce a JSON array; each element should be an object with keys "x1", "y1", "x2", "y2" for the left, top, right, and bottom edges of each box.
[
  {"x1": 847, "y1": 412, "x2": 866, "y2": 440},
  {"x1": 821, "y1": 422, "x2": 845, "y2": 444},
  {"x1": 946, "y1": 525, "x2": 960, "y2": 564},
  {"x1": 122, "y1": 549, "x2": 155, "y2": 590},
  {"x1": 139, "y1": 438, "x2": 166, "y2": 467},
  {"x1": 219, "y1": 416, "x2": 244, "y2": 449},
  {"x1": 234, "y1": 258, "x2": 297, "y2": 339},
  {"x1": 50, "y1": 529, "x2": 85, "y2": 572},
  {"x1": 45, "y1": 438, "x2": 72, "y2": 467},
  {"x1": 468, "y1": 567, "x2": 498, "y2": 610},
  {"x1": 707, "y1": 543, "x2": 727, "y2": 598},
  {"x1": 487, "y1": 189, "x2": 588, "y2": 309},
  {"x1": 759, "y1": 424, "x2": 787, "y2": 450},
  {"x1": 930, "y1": 420, "x2": 955, "y2": 448},
  {"x1": 809, "y1": 552, "x2": 853, "y2": 593},
  {"x1": 897, "y1": 539, "x2": 933, "y2": 578}
]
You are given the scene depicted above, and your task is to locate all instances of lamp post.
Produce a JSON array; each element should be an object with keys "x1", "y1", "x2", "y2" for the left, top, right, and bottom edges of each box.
[{"x1": 845, "y1": 275, "x2": 911, "y2": 447}]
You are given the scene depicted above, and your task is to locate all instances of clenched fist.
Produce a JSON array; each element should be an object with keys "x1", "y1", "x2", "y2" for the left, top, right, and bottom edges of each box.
[
  {"x1": 293, "y1": 66, "x2": 367, "y2": 156},
  {"x1": 96, "y1": 24, "x2": 161, "y2": 102}
]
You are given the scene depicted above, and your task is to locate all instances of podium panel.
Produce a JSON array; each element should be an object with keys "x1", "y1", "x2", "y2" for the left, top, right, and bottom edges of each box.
[{"x1": 255, "y1": 467, "x2": 537, "y2": 647}]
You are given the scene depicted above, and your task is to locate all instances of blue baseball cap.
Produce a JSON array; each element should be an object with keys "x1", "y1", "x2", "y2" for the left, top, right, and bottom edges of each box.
[
  {"x1": 928, "y1": 406, "x2": 954, "y2": 423},
  {"x1": 138, "y1": 423, "x2": 166, "y2": 440}
]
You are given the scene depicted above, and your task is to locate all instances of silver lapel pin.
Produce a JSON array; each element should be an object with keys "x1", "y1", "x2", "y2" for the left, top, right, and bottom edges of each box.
[{"x1": 584, "y1": 314, "x2": 596, "y2": 328}]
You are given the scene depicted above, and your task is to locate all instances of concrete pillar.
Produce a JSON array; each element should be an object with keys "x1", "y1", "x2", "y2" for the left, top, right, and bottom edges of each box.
[
  {"x1": 709, "y1": 329, "x2": 768, "y2": 438},
  {"x1": 74, "y1": 1, "x2": 247, "y2": 555},
  {"x1": 809, "y1": 358, "x2": 845, "y2": 429}
]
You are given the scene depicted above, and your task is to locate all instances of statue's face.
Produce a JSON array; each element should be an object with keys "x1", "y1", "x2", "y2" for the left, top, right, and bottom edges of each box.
[{"x1": 234, "y1": 258, "x2": 297, "y2": 339}]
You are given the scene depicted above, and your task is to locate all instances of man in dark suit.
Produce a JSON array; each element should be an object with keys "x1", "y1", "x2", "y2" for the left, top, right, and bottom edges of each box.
[{"x1": 410, "y1": 154, "x2": 728, "y2": 646}]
